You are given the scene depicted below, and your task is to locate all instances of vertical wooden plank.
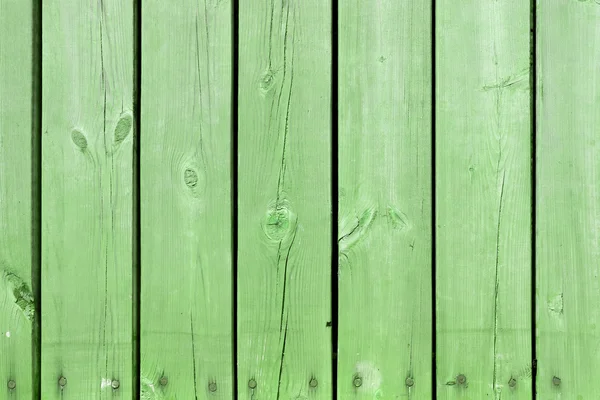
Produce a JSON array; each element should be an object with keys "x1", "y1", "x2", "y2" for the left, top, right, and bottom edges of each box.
[
  {"x1": 42, "y1": 0, "x2": 133, "y2": 397},
  {"x1": 140, "y1": 0, "x2": 233, "y2": 398},
  {"x1": 0, "y1": 0, "x2": 34, "y2": 397},
  {"x1": 436, "y1": 1, "x2": 532, "y2": 398},
  {"x1": 536, "y1": 1, "x2": 600, "y2": 398},
  {"x1": 337, "y1": 1, "x2": 432, "y2": 398},
  {"x1": 237, "y1": 0, "x2": 332, "y2": 398}
]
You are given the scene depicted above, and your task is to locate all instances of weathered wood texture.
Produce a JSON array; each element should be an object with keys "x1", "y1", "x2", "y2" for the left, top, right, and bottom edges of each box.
[
  {"x1": 237, "y1": 0, "x2": 332, "y2": 398},
  {"x1": 436, "y1": 1, "x2": 532, "y2": 398},
  {"x1": 140, "y1": 0, "x2": 234, "y2": 398},
  {"x1": 337, "y1": 1, "x2": 432, "y2": 398},
  {"x1": 41, "y1": 0, "x2": 134, "y2": 397},
  {"x1": 0, "y1": 0, "x2": 35, "y2": 397},
  {"x1": 536, "y1": 1, "x2": 600, "y2": 398}
]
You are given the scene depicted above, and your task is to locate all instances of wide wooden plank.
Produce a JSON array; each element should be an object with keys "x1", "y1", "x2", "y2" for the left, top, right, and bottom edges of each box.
[
  {"x1": 536, "y1": 1, "x2": 600, "y2": 398},
  {"x1": 337, "y1": 1, "x2": 432, "y2": 398},
  {"x1": 139, "y1": 0, "x2": 234, "y2": 398},
  {"x1": 41, "y1": 0, "x2": 134, "y2": 397},
  {"x1": 435, "y1": 1, "x2": 532, "y2": 398},
  {"x1": 237, "y1": 0, "x2": 332, "y2": 398},
  {"x1": 0, "y1": 0, "x2": 35, "y2": 397}
]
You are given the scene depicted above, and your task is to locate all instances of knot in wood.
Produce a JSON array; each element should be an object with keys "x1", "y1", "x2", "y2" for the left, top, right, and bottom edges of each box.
[
  {"x1": 262, "y1": 203, "x2": 296, "y2": 241},
  {"x1": 71, "y1": 129, "x2": 88, "y2": 151}
]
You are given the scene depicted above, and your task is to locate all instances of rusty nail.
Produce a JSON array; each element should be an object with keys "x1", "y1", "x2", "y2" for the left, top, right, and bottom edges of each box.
[
  {"x1": 309, "y1": 378, "x2": 318, "y2": 388},
  {"x1": 208, "y1": 382, "x2": 217, "y2": 392},
  {"x1": 7, "y1": 380, "x2": 16, "y2": 390},
  {"x1": 405, "y1": 377, "x2": 414, "y2": 387},
  {"x1": 552, "y1": 376, "x2": 561, "y2": 387},
  {"x1": 508, "y1": 377, "x2": 516, "y2": 388},
  {"x1": 159, "y1": 376, "x2": 168, "y2": 386},
  {"x1": 457, "y1": 374, "x2": 467, "y2": 385}
]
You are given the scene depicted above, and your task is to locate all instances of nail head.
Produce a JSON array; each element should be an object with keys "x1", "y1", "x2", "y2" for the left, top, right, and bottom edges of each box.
[
  {"x1": 248, "y1": 379, "x2": 257, "y2": 389},
  {"x1": 309, "y1": 378, "x2": 318, "y2": 388},
  {"x1": 7, "y1": 380, "x2": 16, "y2": 390},
  {"x1": 159, "y1": 376, "x2": 168, "y2": 386},
  {"x1": 508, "y1": 377, "x2": 516, "y2": 388},
  {"x1": 208, "y1": 382, "x2": 217, "y2": 392},
  {"x1": 353, "y1": 376, "x2": 363, "y2": 387},
  {"x1": 58, "y1": 376, "x2": 67, "y2": 387},
  {"x1": 405, "y1": 377, "x2": 414, "y2": 387},
  {"x1": 111, "y1": 380, "x2": 120, "y2": 389},
  {"x1": 552, "y1": 376, "x2": 561, "y2": 387},
  {"x1": 457, "y1": 374, "x2": 467, "y2": 385}
]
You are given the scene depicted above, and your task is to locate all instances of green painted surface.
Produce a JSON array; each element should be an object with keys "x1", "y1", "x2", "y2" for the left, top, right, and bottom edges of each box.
[
  {"x1": 140, "y1": 0, "x2": 234, "y2": 398},
  {"x1": 3, "y1": 3, "x2": 600, "y2": 398},
  {"x1": 536, "y1": 1, "x2": 600, "y2": 398},
  {"x1": 0, "y1": 0, "x2": 35, "y2": 397},
  {"x1": 237, "y1": 0, "x2": 332, "y2": 398},
  {"x1": 337, "y1": 1, "x2": 432, "y2": 399},
  {"x1": 42, "y1": 0, "x2": 133, "y2": 397},
  {"x1": 435, "y1": 1, "x2": 532, "y2": 399}
]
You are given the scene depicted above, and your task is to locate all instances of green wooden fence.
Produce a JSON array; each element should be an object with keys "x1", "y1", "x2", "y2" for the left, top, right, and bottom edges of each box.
[{"x1": 1, "y1": 0, "x2": 599, "y2": 398}]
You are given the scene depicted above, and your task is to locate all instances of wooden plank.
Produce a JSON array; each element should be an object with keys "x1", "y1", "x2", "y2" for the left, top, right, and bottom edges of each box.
[
  {"x1": 236, "y1": 0, "x2": 332, "y2": 398},
  {"x1": 139, "y1": 0, "x2": 233, "y2": 398},
  {"x1": 435, "y1": 0, "x2": 532, "y2": 398},
  {"x1": 41, "y1": 0, "x2": 134, "y2": 397},
  {"x1": 337, "y1": 1, "x2": 432, "y2": 398},
  {"x1": 0, "y1": 0, "x2": 35, "y2": 397},
  {"x1": 536, "y1": 1, "x2": 600, "y2": 398}
]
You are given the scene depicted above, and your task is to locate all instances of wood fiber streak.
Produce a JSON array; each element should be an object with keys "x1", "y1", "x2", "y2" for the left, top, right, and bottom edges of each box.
[
  {"x1": 42, "y1": 0, "x2": 134, "y2": 397},
  {"x1": 237, "y1": 0, "x2": 332, "y2": 398},
  {"x1": 436, "y1": 1, "x2": 532, "y2": 398},
  {"x1": 338, "y1": 1, "x2": 432, "y2": 398},
  {"x1": 536, "y1": 1, "x2": 600, "y2": 398},
  {"x1": 0, "y1": 0, "x2": 35, "y2": 397},
  {"x1": 140, "y1": 0, "x2": 233, "y2": 398}
]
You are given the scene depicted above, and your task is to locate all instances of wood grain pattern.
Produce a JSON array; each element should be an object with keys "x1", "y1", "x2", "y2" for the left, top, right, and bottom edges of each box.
[
  {"x1": 337, "y1": 1, "x2": 432, "y2": 398},
  {"x1": 536, "y1": 1, "x2": 600, "y2": 398},
  {"x1": 237, "y1": 0, "x2": 332, "y2": 398},
  {"x1": 41, "y1": 0, "x2": 134, "y2": 397},
  {"x1": 0, "y1": 0, "x2": 35, "y2": 397},
  {"x1": 139, "y1": 0, "x2": 234, "y2": 398},
  {"x1": 435, "y1": 1, "x2": 532, "y2": 398}
]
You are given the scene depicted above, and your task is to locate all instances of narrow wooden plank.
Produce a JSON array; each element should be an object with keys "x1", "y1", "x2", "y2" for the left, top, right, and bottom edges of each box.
[
  {"x1": 1, "y1": 0, "x2": 35, "y2": 397},
  {"x1": 139, "y1": 0, "x2": 233, "y2": 398},
  {"x1": 41, "y1": 0, "x2": 134, "y2": 397},
  {"x1": 337, "y1": 1, "x2": 432, "y2": 398},
  {"x1": 536, "y1": 1, "x2": 600, "y2": 398},
  {"x1": 237, "y1": 1, "x2": 332, "y2": 398},
  {"x1": 435, "y1": 0, "x2": 532, "y2": 398}
]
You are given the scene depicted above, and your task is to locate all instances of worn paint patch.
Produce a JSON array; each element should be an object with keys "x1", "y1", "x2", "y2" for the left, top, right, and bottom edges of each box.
[
  {"x1": 548, "y1": 293, "x2": 564, "y2": 315},
  {"x1": 3, "y1": 271, "x2": 34, "y2": 321},
  {"x1": 140, "y1": 374, "x2": 165, "y2": 400},
  {"x1": 100, "y1": 378, "x2": 112, "y2": 389},
  {"x1": 354, "y1": 361, "x2": 383, "y2": 393}
]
